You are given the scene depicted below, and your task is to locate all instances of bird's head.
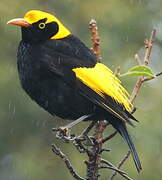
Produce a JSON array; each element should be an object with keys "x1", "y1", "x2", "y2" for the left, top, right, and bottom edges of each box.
[{"x1": 7, "y1": 10, "x2": 71, "y2": 43}]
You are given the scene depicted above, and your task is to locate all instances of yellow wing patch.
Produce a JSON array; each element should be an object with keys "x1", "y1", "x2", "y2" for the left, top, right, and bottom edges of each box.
[{"x1": 73, "y1": 63, "x2": 133, "y2": 112}]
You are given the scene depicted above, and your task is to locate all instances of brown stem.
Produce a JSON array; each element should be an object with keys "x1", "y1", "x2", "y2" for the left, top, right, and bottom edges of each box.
[
  {"x1": 101, "y1": 159, "x2": 134, "y2": 180},
  {"x1": 130, "y1": 29, "x2": 156, "y2": 103},
  {"x1": 86, "y1": 121, "x2": 107, "y2": 180},
  {"x1": 102, "y1": 131, "x2": 118, "y2": 143},
  {"x1": 143, "y1": 29, "x2": 156, "y2": 66},
  {"x1": 89, "y1": 19, "x2": 101, "y2": 59},
  {"x1": 130, "y1": 76, "x2": 144, "y2": 103},
  {"x1": 109, "y1": 151, "x2": 131, "y2": 180},
  {"x1": 86, "y1": 20, "x2": 106, "y2": 180},
  {"x1": 52, "y1": 144, "x2": 85, "y2": 180}
]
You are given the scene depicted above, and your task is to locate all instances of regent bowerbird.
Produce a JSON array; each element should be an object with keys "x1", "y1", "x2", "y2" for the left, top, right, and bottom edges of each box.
[{"x1": 7, "y1": 10, "x2": 142, "y2": 172}]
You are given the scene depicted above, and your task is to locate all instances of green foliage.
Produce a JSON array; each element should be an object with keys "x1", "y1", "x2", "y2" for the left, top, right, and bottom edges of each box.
[{"x1": 121, "y1": 65, "x2": 156, "y2": 78}]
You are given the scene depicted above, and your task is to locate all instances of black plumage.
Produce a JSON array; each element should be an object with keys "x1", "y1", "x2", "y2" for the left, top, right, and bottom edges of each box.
[
  {"x1": 8, "y1": 10, "x2": 142, "y2": 172},
  {"x1": 17, "y1": 35, "x2": 97, "y2": 119}
]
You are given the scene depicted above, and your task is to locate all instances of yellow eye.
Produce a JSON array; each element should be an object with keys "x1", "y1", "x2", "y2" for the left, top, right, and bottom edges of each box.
[{"x1": 39, "y1": 23, "x2": 46, "y2": 29}]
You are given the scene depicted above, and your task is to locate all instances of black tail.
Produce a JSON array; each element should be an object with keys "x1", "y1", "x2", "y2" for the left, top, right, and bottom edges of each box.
[{"x1": 109, "y1": 118, "x2": 142, "y2": 172}]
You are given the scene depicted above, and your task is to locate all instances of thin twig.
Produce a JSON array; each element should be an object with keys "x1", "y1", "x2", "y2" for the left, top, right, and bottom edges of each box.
[
  {"x1": 51, "y1": 144, "x2": 85, "y2": 180},
  {"x1": 129, "y1": 76, "x2": 143, "y2": 103},
  {"x1": 89, "y1": 19, "x2": 101, "y2": 59},
  {"x1": 142, "y1": 76, "x2": 154, "y2": 82},
  {"x1": 156, "y1": 72, "x2": 162, "y2": 76},
  {"x1": 101, "y1": 159, "x2": 126, "y2": 174},
  {"x1": 109, "y1": 151, "x2": 131, "y2": 180},
  {"x1": 110, "y1": 29, "x2": 156, "y2": 179},
  {"x1": 101, "y1": 159, "x2": 134, "y2": 180},
  {"x1": 102, "y1": 131, "x2": 118, "y2": 143},
  {"x1": 130, "y1": 29, "x2": 156, "y2": 103},
  {"x1": 114, "y1": 66, "x2": 121, "y2": 78},
  {"x1": 101, "y1": 167, "x2": 133, "y2": 180},
  {"x1": 143, "y1": 30, "x2": 156, "y2": 66},
  {"x1": 143, "y1": 70, "x2": 162, "y2": 82},
  {"x1": 134, "y1": 54, "x2": 142, "y2": 65}
]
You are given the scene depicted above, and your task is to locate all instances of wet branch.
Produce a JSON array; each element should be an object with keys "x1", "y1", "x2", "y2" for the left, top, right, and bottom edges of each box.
[
  {"x1": 130, "y1": 29, "x2": 156, "y2": 103},
  {"x1": 102, "y1": 130, "x2": 118, "y2": 143},
  {"x1": 109, "y1": 151, "x2": 131, "y2": 180},
  {"x1": 52, "y1": 144, "x2": 85, "y2": 180},
  {"x1": 100, "y1": 159, "x2": 133, "y2": 180},
  {"x1": 89, "y1": 19, "x2": 101, "y2": 59}
]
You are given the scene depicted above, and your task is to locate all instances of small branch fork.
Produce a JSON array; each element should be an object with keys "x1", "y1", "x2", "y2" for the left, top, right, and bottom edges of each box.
[
  {"x1": 52, "y1": 144, "x2": 85, "y2": 180},
  {"x1": 130, "y1": 29, "x2": 156, "y2": 103},
  {"x1": 51, "y1": 22, "x2": 158, "y2": 180}
]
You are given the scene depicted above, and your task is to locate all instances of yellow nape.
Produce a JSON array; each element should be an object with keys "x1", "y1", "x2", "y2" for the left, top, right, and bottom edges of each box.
[
  {"x1": 73, "y1": 63, "x2": 133, "y2": 112},
  {"x1": 24, "y1": 10, "x2": 71, "y2": 39}
]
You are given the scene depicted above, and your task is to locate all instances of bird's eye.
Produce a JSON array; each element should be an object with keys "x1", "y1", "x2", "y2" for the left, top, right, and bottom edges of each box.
[{"x1": 39, "y1": 23, "x2": 46, "y2": 29}]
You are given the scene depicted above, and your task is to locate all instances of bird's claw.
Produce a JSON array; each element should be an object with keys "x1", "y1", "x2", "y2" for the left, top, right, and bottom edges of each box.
[
  {"x1": 52, "y1": 126, "x2": 94, "y2": 152},
  {"x1": 73, "y1": 138, "x2": 86, "y2": 153},
  {"x1": 52, "y1": 127, "x2": 75, "y2": 143},
  {"x1": 76, "y1": 134, "x2": 94, "y2": 146},
  {"x1": 73, "y1": 135, "x2": 95, "y2": 153}
]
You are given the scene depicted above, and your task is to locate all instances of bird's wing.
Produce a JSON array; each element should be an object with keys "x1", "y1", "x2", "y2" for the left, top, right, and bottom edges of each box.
[
  {"x1": 72, "y1": 62, "x2": 137, "y2": 124},
  {"x1": 41, "y1": 38, "x2": 136, "y2": 124}
]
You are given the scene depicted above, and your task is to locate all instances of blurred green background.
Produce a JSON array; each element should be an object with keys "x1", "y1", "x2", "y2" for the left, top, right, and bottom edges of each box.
[{"x1": 1, "y1": 0, "x2": 162, "y2": 179}]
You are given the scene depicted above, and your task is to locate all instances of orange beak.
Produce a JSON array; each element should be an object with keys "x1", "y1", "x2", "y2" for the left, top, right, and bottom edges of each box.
[{"x1": 7, "y1": 18, "x2": 30, "y2": 27}]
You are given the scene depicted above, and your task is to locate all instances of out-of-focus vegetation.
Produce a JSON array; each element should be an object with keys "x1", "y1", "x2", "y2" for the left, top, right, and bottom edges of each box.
[{"x1": 1, "y1": 0, "x2": 162, "y2": 179}]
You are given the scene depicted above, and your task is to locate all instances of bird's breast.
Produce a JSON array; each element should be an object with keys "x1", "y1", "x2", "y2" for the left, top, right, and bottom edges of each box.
[{"x1": 17, "y1": 41, "x2": 95, "y2": 119}]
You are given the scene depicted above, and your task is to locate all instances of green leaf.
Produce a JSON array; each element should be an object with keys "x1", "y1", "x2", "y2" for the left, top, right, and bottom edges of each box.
[{"x1": 121, "y1": 65, "x2": 156, "y2": 78}]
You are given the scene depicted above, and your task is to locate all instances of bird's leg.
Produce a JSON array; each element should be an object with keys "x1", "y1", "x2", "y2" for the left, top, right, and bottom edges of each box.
[
  {"x1": 76, "y1": 120, "x2": 97, "y2": 146},
  {"x1": 74, "y1": 121, "x2": 97, "y2": 153},
  {"x1": 80, "y1": 120, "x2": 97, "y2": 137},
  {"x1": 52, "y1": 114, "x2": 92, "y2": 142}
]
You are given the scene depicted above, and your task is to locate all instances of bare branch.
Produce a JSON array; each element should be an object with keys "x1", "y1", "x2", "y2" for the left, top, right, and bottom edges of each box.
[
  {"x1": 134, "y1": 54, "x2": 142, "y2": 65},
  {"x1": 130, "y1": 29, "x2": 156, "y2": 103},
  {"x1": 143, "y1": 29, "x2": 156, "y2": 66},
  {"x1": 102, "y1": 131, "x2": 118, "y2": 143},
  {"x1": 156, "y1": 72, "x2": 162, "y2": 77},
  {"x1": 129, "y1": 76, "x2": 143, "y2": 103},
  {"x1": 89, "y1": 19, "x2": 101, "y2": 59},
  {"x1": 109, "y1": 151, "x2": 131, "y2": 180},
  {"x1": 100, "y1": 166, "x2": 134, "y2": 180},
  {"x1": 101, "y1": 159, "x2": 125, "y2": 173},
  {"x1": 51, "y1": 144, "x2": 85, "y2": 180},
  {"x1": 143, "y1": 70, "x2": 162, "y2": 82},
  {"x1": 101, "y1": 159, "x2": 134, "y2": 180}
]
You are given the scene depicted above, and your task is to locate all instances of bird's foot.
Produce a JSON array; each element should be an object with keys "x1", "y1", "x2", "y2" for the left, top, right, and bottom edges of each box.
[
  {"x1": 73, "y1": 138, "x2": 87, "y2": 153},
  {"x1": 52, "y1": 127, "x2": 75, "y2": 143},
  {"x1": 73, "y1": 135, "x2": 95, "y2": 153},
  {"x1": 77, "y1": 134, "x2": 95, "y2": 146}
]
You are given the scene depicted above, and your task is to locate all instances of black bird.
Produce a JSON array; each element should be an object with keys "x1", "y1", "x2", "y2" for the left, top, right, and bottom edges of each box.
[{"x1": 7, "y1": 10, "x2": 142, "y2": 172}]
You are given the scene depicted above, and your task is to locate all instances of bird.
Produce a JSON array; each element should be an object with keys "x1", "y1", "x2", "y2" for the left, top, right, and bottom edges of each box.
[{"x1": 7, "y1": 10, "x2": 142, "y2": 172}]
